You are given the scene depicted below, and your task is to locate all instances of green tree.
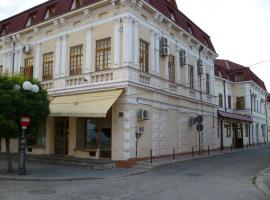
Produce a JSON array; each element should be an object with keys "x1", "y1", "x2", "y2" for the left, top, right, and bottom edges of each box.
[{"x1": 0, "y1": 74, "x2": 50, "y2": 173}]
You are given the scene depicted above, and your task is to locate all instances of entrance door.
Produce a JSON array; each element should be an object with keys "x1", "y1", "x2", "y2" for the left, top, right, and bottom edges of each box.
[
  {"x1": 55, "y1": 118, "x2": 69, "y2": 155},
  {"x1": 100, "y1": 117, "x2": 112, "y2": 159},
  {"x1": 232, "y1": 123, "x2": 243, "y2": 149}
]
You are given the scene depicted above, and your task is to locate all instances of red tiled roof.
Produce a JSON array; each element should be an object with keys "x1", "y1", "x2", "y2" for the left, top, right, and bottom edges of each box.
[
  {"x1": 147, "y1": 0, "x2": 216, "y2": 53},
  {"x1": 215, "y1": 59, "x2": 267, "y2": 91},
  {"x1": 267, "y1": 94, "x2": 270, "y2": 102},
  {"x1": 218, "y1": 111, "x2": 253, "y2": 122},
  {"x1": 0, "y1": 0, "x2": 216, "y2": 53}
]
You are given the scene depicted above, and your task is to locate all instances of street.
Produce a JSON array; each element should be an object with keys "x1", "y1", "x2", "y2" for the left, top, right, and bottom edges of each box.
[{"x1": 1, "y1": 147, "x2": 270, "y2": 200}]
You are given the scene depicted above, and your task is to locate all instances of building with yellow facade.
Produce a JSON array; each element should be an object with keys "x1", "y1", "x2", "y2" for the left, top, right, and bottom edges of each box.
[{"x1": 0, "y1": 0, "x2": 220, "y2": 163}]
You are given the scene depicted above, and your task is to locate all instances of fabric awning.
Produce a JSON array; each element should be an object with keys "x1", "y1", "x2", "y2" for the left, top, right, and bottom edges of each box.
[
  {"x1": 218, "y1": 110, "x2": 253, "y2": 122},
  {"x1": 50, "y1": 89, "x2": 123, "y2": 118}
]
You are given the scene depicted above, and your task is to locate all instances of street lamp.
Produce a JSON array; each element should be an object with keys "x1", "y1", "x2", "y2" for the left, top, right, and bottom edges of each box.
[{"x1": 18, "y1": 81, "x2": 39, "y2": 176}]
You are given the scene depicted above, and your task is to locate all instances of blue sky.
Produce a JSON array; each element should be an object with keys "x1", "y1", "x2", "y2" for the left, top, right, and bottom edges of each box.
[{"x1": 1, "y1": 0, "x2": 269, "y2": 90}]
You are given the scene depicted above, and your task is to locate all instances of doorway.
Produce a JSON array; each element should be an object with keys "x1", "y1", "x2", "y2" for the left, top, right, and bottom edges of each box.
[
  {"x1": 55, "y1": 118, "x2": 69, "y2": 155},
  {"x1": 232, "y1": 123, "x2": 243, "y2": 149}
]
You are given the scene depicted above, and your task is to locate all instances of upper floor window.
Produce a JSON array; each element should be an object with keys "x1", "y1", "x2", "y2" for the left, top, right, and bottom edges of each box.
[
  {"x1": 43, "y1": 52, "x2": 54, "y2": 80},
  {"x1": 26, "y1": 13, "x2": 37, "y2": 27},
  {"x1": 236, "y1": 97, "x2": 245, "y2": 110},
  {"x1": 21, "y1": 57, "x2": 34, "y2": 79},
  {"x1": 71, "y1": 0, "x2": 82, "y2": 10},
  {"x1": 0, "y1": 65, "x2": 3, "y2": 75},
  {"x1": 45, "y1": 6, "x2": 56, "y2": 20},
  {"x1": 96, "y1": 38, "x2": 111, "y2": 71},
  {"x1": 219, "y1": 94, "x2": 223, "y2": 108},
  {"x1": 188, "y1": 65, "x2": 194, "y2": 89},
  {"x1": 139, "y1": 40, "x2": 149, "y2": 73},
  {"x1": 187, "y1": 24, "x2": 193, "y2": 35},
  {"x1": 198, "y1": 70, "x2": 202, "y2": 90},
  {"x1": 235, "y1": 72, "x2": 244, "y2": 82},
  {"x1": 70, "y1": 45, "x2": 83, "y2": 76},
  {"x1": 1, "y1": 24, "x2": 9, "y2": 36},
  {"x1": 228, "y1": 95, "x2": 232, "y2": 109},
  {"x1": 168, "y1": 55, "x2": 175, "y2": 83},
  {"x1": 225, "y1": 122, "x2": 231, "y2": 138},
  {"x1": 206, "y1": 73, "x2": 210, "y2": 94}
]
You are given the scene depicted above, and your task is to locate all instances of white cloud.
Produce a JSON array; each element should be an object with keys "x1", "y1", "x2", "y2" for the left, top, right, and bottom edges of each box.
[
  {"x1": 177, "y1": 0, "x2": 270, "y2": 90},
  {"x1": 0, "y1": 0, "x2": 46, "y2": 20}
]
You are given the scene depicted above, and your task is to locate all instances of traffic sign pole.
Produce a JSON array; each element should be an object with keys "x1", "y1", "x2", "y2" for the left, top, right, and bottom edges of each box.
[{"x1": 19, "y1": 115, "x2": 30, "y2": 176}]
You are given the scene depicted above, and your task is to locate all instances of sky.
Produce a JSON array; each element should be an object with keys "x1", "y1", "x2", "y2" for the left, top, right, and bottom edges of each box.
[{"x1": 0, "y1": 0, "x2": 269, "y2": 90}]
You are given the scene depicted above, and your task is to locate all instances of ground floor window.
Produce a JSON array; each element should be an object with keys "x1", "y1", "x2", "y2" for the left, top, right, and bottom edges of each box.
[
  {"x1": 27, "y1": 120, "x2": 46, "y2": 147},
  {"x1": 77, "y1": 111, "x2": 112, "y2": 158}
]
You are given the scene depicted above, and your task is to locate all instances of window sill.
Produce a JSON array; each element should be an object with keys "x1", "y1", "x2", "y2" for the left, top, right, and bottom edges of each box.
[
  {"x1": 74, "y1": 148, "x2": 98, "y2": 152},
  {"x1": 27, "y1": 146, "x2": 45, "y2": 149}
]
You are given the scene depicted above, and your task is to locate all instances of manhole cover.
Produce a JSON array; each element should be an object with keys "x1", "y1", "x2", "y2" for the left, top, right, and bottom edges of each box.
[{"x1": 28, "y1": 189, "x2": 56, "y2": 195}]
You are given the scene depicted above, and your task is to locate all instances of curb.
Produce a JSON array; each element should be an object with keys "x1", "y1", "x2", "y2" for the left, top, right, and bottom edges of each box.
[
  {"x1": 0, "y1": 175, "x2": 105, "y2": 182},
  {"x1": 255, "y1": 167, "x2": 270, "y2": 198}
]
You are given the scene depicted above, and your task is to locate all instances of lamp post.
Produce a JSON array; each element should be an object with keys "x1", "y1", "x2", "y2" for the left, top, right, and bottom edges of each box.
[{"x1": 18, "y1": 81, "x2": 39, "y2": 176}]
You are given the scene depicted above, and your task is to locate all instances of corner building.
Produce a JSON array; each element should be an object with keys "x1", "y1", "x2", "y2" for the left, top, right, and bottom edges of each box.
[{"x1": 0, "y1": 0, "x2": 218, "y2": 162}]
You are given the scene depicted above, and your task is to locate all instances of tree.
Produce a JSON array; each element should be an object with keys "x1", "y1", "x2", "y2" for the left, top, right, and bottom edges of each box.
[{"x1": 0, "y1": 74, "x2": 50, "y2": 173}]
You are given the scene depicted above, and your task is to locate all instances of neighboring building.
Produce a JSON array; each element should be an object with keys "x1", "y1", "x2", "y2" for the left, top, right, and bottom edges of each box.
[
  {"x1": 215, "y1": 59, "x2": 268, "y2": 149},
  {"x1": 267, "y1": 95, "x2": 270, "y2": 136},
  {"x1": 0, "y1": 0, "x2": 218, "y2": 162}
]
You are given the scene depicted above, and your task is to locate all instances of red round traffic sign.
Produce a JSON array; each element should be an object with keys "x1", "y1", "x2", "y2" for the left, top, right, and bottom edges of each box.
[{"x1": 20, "y1": 115, "x2": 30, "y2": 128}]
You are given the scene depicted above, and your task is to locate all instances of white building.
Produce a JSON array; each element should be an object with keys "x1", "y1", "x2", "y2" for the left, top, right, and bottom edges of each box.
[{"x1": 215, "y1": 59, "x2": 268, "y2": 149}]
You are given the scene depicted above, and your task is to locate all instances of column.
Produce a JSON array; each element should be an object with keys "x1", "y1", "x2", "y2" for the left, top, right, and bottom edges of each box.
[
  {"x1": 54, "y1": 37, "x2": 61, "y2": 78},
  {"x1": 6, "y1": 51, "x2": 12, "y2": 73},
  {"x1": 194, "y1": 59, "x2": 198, "y2": 90},
  {"x1": 155, "y1": 33, "x2": 160, "y2": 75},
  {"x1": 14, "y1": 50, "x2": 19, "y2": 74},
  {"x1": 85, "y1": 27, "x2": 92, "y2": 73},
  {"x1": 133, "y1": 20, "x2": 139, "y2": 69},
  {"x1": 175, "y1": 48, "x2": 180, "y2": 83},
  {"x1": 202, "y1": 65, "x2": 206, "y2": 93},
  {"x1": 114, "y1": 20, "x2": 121, "y2": 68},
  {"x1": 245, "y1": 84, "x2": 251, "y2": 110},
  {"x1": 122, "y1": 16, "x2": 133, "y2": 65},
  {"x1": 60, "y1": 34, "x2": 67, "y2": 77},
  {"x1": 150, "y1": 30, "x2": 156, "y2": 74},
  {"x1": 34, "y1": 43, "x2": 41, "y2": 80},
  {"x1": 17, "y1": 48, "x2": 24, "y2": 74},
  {"x1": 210, "y1": 64, "x2": 215, "y2": 96}
]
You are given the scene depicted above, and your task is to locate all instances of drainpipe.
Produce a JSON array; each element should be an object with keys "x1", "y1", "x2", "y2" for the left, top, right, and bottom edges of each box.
[
  {"x1": 265, "y1": 93, "x2": 269, "y2": 143},
  {"x1": 11, "y1": 36, "x2": 16, "y2": 75},
  {"x1": 250, "y1": 89, "x2": 253, "y2": 144},
  {"x1": 223, "y1": 80, "x2": 227, "y2": 112},
  {"x1": 198, "y1": 45, "x2": 204, "y2": 152}
]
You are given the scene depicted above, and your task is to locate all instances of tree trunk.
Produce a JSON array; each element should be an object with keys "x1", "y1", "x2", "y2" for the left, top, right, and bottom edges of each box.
[{"x1": 5, "y1": 137, "x2": 13, "y2": 173}]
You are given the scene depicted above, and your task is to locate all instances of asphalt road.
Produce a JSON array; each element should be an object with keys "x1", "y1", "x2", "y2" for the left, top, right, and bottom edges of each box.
[{"x1": 1, "y1": 147, "x2": 270, "y2": 200}]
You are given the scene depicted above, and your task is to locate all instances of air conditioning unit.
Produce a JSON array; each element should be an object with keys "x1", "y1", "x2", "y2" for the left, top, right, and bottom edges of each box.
[
  {"x1": 197, "y1": 58, "x2": 203, "y2": 67},
  {"x1": 23, "y1": 44, "x2": 32, "y2": 55},
  {"x1": 179, "y1": 49, "x2": 187, "y2": 65},
  {"x1": 160, "y1": 36, "x2": 168, "y2": 46},
  {"x1": 160, "y1": 46, "x2": 169, "y2": 56},
  {"x1": 197, "y1": 66, "x2": 203, "y2": 74},
  {"x1": 137, "y1": 109, "x2": 149, "y2": 121}
]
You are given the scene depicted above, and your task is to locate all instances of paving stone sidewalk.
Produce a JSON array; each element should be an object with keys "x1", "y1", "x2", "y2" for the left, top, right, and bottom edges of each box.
[
  {"x1": 0, "y1": 145, "x2": 267, "y2": 181},
  {"x1": 256, "y1": 167, "x2": 270, "y2": 198}
]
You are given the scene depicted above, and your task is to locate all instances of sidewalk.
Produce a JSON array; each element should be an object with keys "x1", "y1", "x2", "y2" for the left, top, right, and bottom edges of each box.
[
  {"x1": 255, "y1": 167, "x2": 270, "y2": 198},
  {"x1": 134, "y1": 145, "x2": 264, "y2": 170},
  {"x1": 0, "y1": 145, "x2": 267, "y2": 181}
]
